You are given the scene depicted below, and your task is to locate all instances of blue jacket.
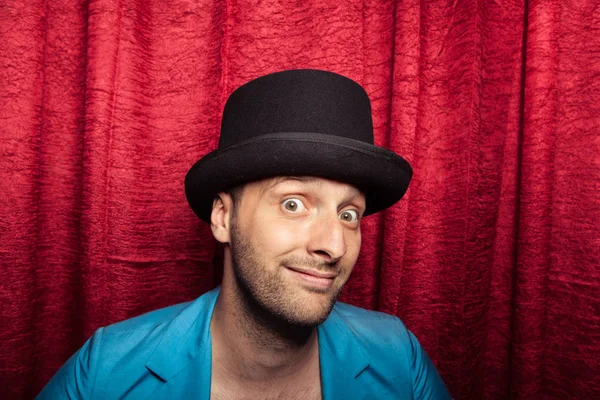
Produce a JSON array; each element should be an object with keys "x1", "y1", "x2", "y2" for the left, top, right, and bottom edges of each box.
[{"x1": 37, "y1": 287, "x2": 451, "y2": 399}]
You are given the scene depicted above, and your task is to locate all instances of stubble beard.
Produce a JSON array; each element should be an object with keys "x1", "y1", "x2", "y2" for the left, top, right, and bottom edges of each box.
[{"x1": 229, "y1": 216, "x2": 345, "y2": 333}]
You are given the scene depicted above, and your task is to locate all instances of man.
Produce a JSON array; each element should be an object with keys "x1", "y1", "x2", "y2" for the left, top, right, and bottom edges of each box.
[{"x1": 38, "y1": 69, "x2": 451, "y2": 399}]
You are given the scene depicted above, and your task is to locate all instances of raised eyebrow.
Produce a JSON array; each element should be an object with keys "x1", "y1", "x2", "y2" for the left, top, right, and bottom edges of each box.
[
  {"x1": 263, "y1": 176, "x2": 320, "y2": 192},
  {"x1": 340, "y1": 197, "x2": 366, "y2": 215},
  {"x1": 345, "y1": 187, "x2": 364, "y2": 202},
  {"x1": 277, "y1": 176, "x2": 321, "y2": 185},
  {"x1": 340, "y1": 185, "x2": 366, "y2": 205}
]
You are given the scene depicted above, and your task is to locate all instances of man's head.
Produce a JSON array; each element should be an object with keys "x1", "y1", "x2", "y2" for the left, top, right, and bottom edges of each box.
[
  {"x1": 211, "y1": 176, "x2": 365, "y2": 327},
  {"x1": 184, "y1": 69, "x2": 412, "y2": 325}
]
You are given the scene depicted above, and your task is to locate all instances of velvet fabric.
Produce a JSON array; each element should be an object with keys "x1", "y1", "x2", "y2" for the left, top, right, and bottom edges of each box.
[{"x1": 0, "y1": 1, "x2": 598, "y2": 399}]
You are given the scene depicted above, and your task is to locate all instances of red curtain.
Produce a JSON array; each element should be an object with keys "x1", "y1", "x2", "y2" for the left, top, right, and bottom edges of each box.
[{"x1": 1, "y1": 0, "x2": 598, "y2": 398}]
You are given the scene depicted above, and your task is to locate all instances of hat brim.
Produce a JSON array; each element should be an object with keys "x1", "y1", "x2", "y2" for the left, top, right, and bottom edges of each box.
[{"x1": 185, "y1": 132, "x2": 412, "y2": 222}]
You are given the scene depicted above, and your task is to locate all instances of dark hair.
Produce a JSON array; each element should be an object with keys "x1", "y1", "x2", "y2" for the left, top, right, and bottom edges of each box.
[{"x1": 225, "y1": 184, "x2": 245, "y2": 207}]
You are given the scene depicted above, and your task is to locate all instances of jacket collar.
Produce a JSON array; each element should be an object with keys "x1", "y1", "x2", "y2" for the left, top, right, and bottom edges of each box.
[
  {"x1": 145, "y1": 287, "x2": 371, "y2": 399},
  {"x1": 145, "y1": 286, "x2": 219, "y2": 382},
  {"x1": 318, "y1": 306, "x2": 370, "y2": 399}
]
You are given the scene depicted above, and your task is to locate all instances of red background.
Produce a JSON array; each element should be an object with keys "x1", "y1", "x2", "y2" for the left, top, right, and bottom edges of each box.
[{"x1": 1, "y1": 0, "x2": 598, "y2": 398}]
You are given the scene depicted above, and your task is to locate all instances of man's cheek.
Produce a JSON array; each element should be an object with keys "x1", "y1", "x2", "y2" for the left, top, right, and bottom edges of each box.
[{"x1": 262, "y1": 224, "x2": 305, "y2": 251}]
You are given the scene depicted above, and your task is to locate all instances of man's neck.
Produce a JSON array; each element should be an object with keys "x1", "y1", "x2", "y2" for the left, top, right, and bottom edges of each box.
[{"x1": 209, "y1": 285, "x2": 320, "y2": 383}]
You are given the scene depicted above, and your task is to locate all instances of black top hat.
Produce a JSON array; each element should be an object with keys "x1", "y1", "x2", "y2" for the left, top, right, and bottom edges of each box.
[{"x1": 185, "y1": 69, "x2": 412, "y2": 222}]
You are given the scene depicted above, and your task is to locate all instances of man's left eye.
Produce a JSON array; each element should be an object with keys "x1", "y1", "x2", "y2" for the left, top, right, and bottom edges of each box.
[{"x1": 339, "y1": 210, "x2": 359, "y2": 222}]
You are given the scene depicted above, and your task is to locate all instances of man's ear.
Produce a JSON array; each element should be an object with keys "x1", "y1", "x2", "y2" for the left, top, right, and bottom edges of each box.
[{"x1": 211, "y1": 193, "x2": 233, "y2": 244}]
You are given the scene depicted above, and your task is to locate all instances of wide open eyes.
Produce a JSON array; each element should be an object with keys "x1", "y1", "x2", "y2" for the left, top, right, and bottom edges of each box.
[
  {"x1": 281, "y1": 198, "x2": 359, "y2": 223},
  {"x1": 339, "y1": 209, "x2": 359, "y2": 223},
  {"x1": 282, "y1": 198, "x2": 307, "y2": 213}
]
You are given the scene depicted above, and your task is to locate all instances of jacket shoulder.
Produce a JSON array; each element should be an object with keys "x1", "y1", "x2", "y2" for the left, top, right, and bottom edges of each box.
[
  {"x1": 102, "y1": 300, "x2": 191, "y2": 335},
  {"x1": 37, "y1": 289, "x2": 220, "y2": 400},
  {"x1": 36, "y1": 300, "x2": 195, "y2": 399},
  {"x1": 329, "y1": 302, "x2": 452, "y2": 398}
]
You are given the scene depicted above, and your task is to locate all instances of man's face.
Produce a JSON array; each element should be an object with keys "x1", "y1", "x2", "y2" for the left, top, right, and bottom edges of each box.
[{"x1": 226, "y1": 176, "x2": 365, "y2": 327}]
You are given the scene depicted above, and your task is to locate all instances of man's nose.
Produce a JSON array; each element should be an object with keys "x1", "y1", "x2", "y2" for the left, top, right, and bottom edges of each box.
[{"x1": 307, "y1": 214, "x2": 347, "y2": 263}]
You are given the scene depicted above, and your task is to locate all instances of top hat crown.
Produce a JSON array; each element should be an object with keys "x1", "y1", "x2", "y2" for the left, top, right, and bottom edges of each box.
[{"x1": 218, "y1": 69, "x2": 373, "y2": 147}]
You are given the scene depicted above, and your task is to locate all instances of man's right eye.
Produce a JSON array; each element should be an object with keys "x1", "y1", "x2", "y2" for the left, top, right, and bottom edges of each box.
[{"x1": 282, "y1": 198, "x2": 306, "y2": 213}]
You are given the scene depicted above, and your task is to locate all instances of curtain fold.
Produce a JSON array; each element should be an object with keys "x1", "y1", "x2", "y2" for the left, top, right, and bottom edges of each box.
[{"x1": 1, "y1": 1, "x2": 598, "y2": 398}]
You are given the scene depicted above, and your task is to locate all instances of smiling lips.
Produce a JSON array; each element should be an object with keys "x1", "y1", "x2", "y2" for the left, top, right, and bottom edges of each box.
[{"x1": 286, "y1": 266, "x2": 336, "y2": 289}]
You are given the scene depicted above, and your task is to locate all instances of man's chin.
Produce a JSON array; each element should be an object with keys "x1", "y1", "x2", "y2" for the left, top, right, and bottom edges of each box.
[
  {"x1": 282, "y1": 296, "x2": 337, "y2": 327},
  {"x1": 284, "y1": 313, "x2": 329, "y2": 328}
]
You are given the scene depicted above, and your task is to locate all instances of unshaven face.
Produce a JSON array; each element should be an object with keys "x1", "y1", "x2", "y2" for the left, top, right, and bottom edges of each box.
[{"x1": 228, "y1": 176, "x2": 365, "y2": 327}]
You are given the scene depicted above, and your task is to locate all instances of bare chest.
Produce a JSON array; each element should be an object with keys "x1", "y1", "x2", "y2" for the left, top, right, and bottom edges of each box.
[
  {"x1": 210, "y1": 382, "x2": 322, "y2": 400},
  {"x1": 210, "y1": 372, "x2": 322, "y2": 400}
]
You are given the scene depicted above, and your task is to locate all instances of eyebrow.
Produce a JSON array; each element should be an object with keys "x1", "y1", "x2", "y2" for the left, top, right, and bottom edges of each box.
[
  {"x1": 266, "y1": 176, "x2": 363, "y2": 201},
  {"x1": 265, "y1": 176, "x2": 322, "y2": 191},
  {"x1": 278, "y1": 176, "x2": 321, "y2": 185}
]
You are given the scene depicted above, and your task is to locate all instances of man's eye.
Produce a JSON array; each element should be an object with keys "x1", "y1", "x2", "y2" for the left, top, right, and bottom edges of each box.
[
  {"x1": 282, "y1": 198, "x2": 306, "y2": 213},
  {"x1": 339, "y1": 210, "x2": 359, "y2": 222}
]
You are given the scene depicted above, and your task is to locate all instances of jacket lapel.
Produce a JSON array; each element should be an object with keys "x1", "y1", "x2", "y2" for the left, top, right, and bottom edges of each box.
[
  {"x1": 318, "y1": 306, "x2": 370, "y2": 400},
  {"x1": 145, "y1": 287, "x2": 221, "y2": 400}
]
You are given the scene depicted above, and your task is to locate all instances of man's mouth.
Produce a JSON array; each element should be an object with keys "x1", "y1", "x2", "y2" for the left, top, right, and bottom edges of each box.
[{"x1": 285, "y1": 266, "x2": 336, "y2": 288}]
